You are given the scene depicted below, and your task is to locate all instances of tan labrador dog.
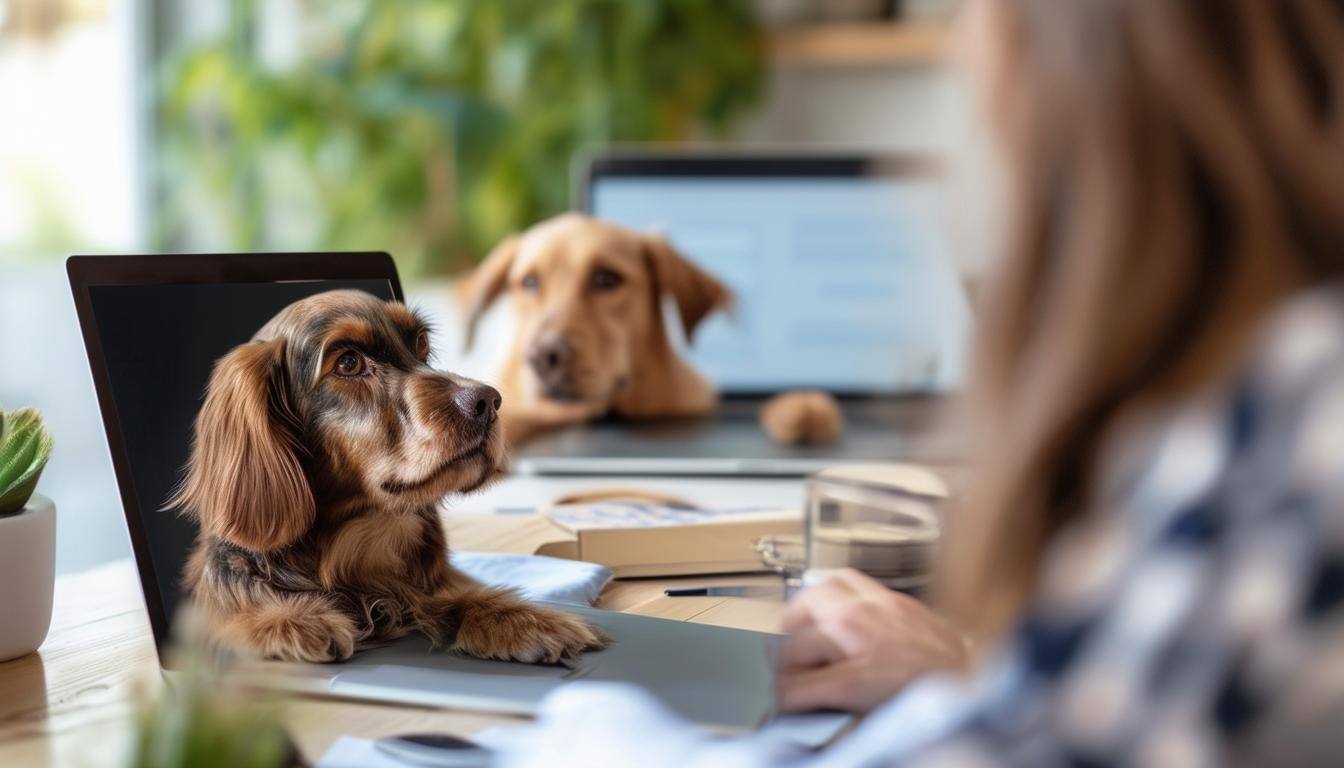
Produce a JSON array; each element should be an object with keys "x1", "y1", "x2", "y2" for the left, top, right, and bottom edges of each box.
[{"x1": 461, "y1": 214, "x2": 732, "y2": 446}]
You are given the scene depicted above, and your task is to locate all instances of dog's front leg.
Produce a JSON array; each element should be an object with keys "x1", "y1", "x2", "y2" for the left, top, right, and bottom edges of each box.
[
  {"x1": 413, "y1": 575, "x2": 607, "y2": 664},
  {"x1": 208, "y1": 587, "x2": 361, "y2": 663}
]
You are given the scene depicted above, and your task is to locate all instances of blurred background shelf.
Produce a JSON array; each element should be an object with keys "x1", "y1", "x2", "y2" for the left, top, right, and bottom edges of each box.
[{"x1": 768, "y1": 22, "x2": 951, "y2": 66}]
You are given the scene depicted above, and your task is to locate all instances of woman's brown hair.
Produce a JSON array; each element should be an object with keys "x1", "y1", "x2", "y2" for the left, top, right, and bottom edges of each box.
[{"x1": 936, "y1": 0, "x2": 1344, "y2": 642}]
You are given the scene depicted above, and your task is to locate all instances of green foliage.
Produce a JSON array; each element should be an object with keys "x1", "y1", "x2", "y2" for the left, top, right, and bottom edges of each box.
[
  {"x1": 0, "y1": 407, "x2": 53, "y2": 516},
  {"x1": 156, "y1": 0, "x2": 765, "y2": 278},
  {"x1": 127, "y1": 657, "x2": 292, "y2": 768}
]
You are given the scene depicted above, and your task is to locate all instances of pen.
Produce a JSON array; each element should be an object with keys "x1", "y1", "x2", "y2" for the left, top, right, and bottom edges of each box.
[{"x1": 664, "y1": 586, "x2": 782, "y2": 598}]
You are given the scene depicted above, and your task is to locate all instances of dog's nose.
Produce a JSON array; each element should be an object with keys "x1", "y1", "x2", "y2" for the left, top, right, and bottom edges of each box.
[
  {"x1": 453, "y1": 383, "x2": 502, "y2": 424},
  {"x1": 528, "y1": 338, "x2": 571, "y2": 376}
]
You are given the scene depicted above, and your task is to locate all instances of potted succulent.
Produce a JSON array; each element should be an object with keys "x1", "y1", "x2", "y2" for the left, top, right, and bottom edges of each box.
[{"x1": 0, "y1": 406, "x2": 55, "y2": 662}]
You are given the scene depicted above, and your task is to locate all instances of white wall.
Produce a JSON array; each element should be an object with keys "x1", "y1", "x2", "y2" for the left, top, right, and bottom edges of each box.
[
  {"x1": 744, "y1": 64, "x2": 961, "y2": 151},
  {"x1": 0, "y1": 2, "x2": 144, "y2": 575},
  {"x1": 742, "y1": 62, "x2": 1002, "y2": 279}
]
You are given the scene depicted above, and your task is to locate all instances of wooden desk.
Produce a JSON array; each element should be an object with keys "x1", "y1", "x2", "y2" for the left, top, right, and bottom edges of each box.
[{"x1": 0, "y1": 514, "x2": 785, "y2": 767}]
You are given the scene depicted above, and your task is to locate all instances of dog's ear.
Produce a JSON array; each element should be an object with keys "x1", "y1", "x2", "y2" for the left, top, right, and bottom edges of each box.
[
  {"x1": 643, "y1": 234, "x2": 732, "y2": 342},
  {"x1": 460, "y1": 235, "x2": 520, "y2": 352},
  {"x1": 169, "y1": 338, "x2": 314, "y2": 552}
]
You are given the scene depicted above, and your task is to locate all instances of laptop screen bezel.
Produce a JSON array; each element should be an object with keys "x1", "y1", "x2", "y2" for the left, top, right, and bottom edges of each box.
[
  {"x1": 67, "y1": 252, "x2": 402, "y2": 658},
  {"x1": 576, "y1": 152, "x2": 949, "y2": 399}
]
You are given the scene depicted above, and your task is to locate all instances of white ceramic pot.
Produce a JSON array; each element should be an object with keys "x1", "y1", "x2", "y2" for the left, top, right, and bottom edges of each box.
[{"x1": 0, "y1": 494, "x2": 56, "y2": 662}]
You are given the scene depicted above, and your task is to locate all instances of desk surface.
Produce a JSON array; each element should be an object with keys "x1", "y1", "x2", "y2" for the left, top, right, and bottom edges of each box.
[{"x1": 0, "y1": 513, "x2": 786, "y2": 767}]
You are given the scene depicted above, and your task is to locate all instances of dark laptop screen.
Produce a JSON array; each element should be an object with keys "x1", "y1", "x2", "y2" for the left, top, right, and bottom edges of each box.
[{"x1": 87, "y1": 279, "x2": 395, "y2": 631}]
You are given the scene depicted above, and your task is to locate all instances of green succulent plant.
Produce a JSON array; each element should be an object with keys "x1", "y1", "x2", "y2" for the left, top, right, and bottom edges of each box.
[{"x1": 0, "y1": 407, "x2": 53, "y2": 517}]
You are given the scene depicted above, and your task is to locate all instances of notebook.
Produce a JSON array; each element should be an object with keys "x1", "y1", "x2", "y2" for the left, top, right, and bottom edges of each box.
[{"x1": 541, "y1": 502, "x2": 802, "y2": 577}]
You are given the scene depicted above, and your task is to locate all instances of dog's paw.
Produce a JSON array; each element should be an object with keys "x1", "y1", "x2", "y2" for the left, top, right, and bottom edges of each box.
[
  {"x1": 454, "y1": 601, "x2": 608, "y2": 664},
  {"x1": 760, "y1": 390, "x2": 844, "y2": 445},
  {"x1": 231, "y1": 596, "x2": 359, "y2": 663}
]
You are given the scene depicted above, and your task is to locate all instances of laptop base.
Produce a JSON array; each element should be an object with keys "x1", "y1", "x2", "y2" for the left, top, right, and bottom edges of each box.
[{"x1": 513, "y1": 396, "x2": 959, "y2": 477}]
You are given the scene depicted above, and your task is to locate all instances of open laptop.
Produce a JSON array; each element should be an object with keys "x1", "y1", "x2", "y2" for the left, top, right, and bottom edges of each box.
[
  {"x1": 67, "y1": 252, "x2": 782, "y2": 727},
  {"x1": 513, "y1": 152, "x2": 972, "y2": 476}
]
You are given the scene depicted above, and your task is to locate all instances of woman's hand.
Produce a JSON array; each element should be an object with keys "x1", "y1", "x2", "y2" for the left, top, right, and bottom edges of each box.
[{"x1": 776, "y1": 568, "x2": 971, "y2": 715}]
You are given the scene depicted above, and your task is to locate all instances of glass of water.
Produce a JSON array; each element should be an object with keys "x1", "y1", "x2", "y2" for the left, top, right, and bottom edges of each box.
[{"x1": 803, "y1": 464, "x2": 946, "y2": 593}]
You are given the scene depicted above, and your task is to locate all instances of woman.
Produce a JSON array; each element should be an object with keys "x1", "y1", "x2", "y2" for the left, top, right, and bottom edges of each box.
[{"x1": 499, "y1": 0, "x2": 1344, "y2": 764}]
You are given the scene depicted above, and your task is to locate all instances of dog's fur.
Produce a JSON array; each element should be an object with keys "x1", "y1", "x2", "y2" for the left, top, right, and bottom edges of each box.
[
  {"x1": 173, "y1": 289, "x2": 605, "y2": 664},
  {"x1": 461, "y1": 214, "x2": 732, "y2": 445}
]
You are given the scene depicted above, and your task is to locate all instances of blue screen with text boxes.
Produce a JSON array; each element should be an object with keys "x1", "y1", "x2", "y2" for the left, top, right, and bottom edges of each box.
[{"x1": 592, "y1": 177, "x2": 970, "y2": 394}]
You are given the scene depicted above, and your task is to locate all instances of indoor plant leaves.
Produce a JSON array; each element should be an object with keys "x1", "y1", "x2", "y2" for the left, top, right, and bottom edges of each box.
[
  {"x1": 0, "y1": 407, "x2": 54, "y2": 516},
  {"x1": 155, "y1": 0, "x2": 765, "y2": 278}
]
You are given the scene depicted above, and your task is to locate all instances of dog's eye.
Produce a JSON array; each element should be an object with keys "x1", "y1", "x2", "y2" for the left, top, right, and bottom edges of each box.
[
  {"x1": 520, "y1": 274, "x2": 540, "y2": 293},
  {"x1": 334, "y1": 351, "x2": 366, "y2": 377},
  {"x1": 414, "y1": 330, "x2": 430, "y2": 361},
  {"x1": 590, "y1": 268, "x2": 624, "y2": 292}
]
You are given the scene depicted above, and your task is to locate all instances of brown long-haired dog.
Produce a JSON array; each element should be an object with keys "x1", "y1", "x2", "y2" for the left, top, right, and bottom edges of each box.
[{"x1": 172, "y1": 289, "x2": 605, "y2": 663}]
